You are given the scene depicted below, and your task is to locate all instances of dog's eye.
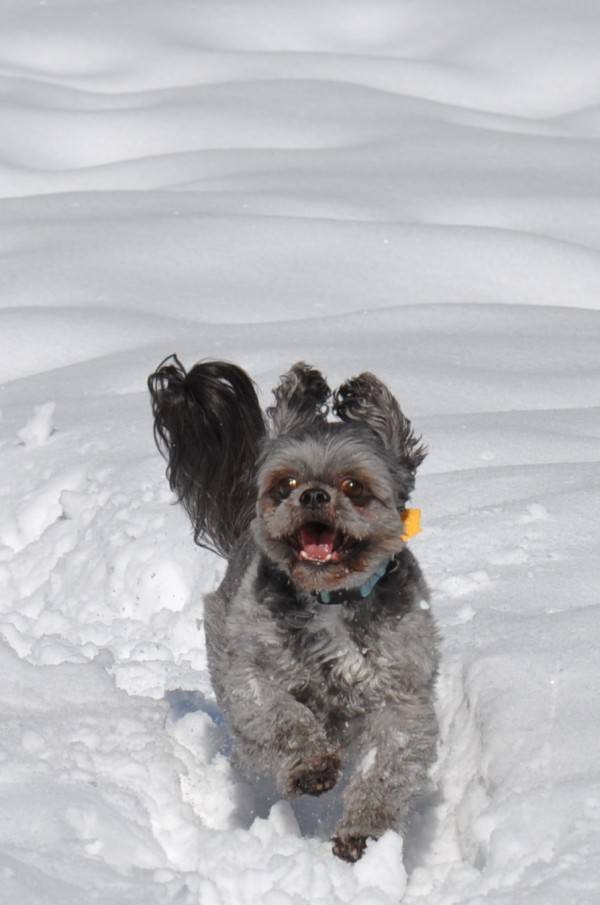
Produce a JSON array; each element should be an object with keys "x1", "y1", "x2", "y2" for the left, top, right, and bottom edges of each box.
[
  {"x1": 340, "y1": 478, "x2": 364, "y2": 499},
  {"x1": 276, "y1": 476, "x2": 298, "y2": 499}
]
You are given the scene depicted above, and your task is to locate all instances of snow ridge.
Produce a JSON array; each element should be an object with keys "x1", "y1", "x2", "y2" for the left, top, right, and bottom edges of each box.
[{"x1": 1, "y1": 1, "x2": 600, "y2": 903}]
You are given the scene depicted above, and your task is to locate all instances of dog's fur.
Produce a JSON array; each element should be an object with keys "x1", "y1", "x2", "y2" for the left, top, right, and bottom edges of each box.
[{"x1": 148, "y1": 357, "x2": 439, "y2": 862}]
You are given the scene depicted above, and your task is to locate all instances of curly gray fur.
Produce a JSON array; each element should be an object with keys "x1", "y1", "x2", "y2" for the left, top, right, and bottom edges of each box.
[{"x1": 149, "y1": 359, "x2": 439, "y2": 862}]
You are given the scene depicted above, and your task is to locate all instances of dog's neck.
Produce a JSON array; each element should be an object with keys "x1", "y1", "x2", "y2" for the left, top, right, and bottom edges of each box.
[{"x1": 313, "y1": 558, "x2": 395, "y2": 606}]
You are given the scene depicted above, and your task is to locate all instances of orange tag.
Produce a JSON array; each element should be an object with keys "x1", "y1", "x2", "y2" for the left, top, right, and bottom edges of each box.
[{"x1": 401, "y1": 508, "x2": 421, "y2": 542}]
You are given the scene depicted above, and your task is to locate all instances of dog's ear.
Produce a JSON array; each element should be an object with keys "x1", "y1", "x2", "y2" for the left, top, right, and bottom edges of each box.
[
  {"x1": 148, "y1": 355, "x2": 266, "y2": 556},
  {"x1": 334, "y1": 372, "x2": 426, "y2": 474},
  {"x1": 267, "y1": 362, "x2": 331, "y2": 436}
]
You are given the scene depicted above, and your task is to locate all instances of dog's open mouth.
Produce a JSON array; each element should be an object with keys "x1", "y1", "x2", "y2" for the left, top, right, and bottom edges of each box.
[{"x1": 293, "y1": 521, "x2": 349, "y2": 564}]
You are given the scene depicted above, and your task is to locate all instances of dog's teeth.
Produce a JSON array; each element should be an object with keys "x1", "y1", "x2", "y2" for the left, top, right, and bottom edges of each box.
[{"x1": 299, "y1": 549, "x2": 333, "y2": 564}]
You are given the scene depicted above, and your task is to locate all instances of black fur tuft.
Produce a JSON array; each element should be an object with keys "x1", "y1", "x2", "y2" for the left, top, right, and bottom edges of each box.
[
  {"x1": 148, "y1": 355, "x2": 266, "y2": 556},
  {"x1": 267, "y1": 362, "x2": 331, "y2": 436}
]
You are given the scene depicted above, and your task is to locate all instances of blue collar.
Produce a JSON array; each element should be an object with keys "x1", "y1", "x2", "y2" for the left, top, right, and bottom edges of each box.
[{"x1": 314, "y1": 560, "x2": 390, "y2": 605}]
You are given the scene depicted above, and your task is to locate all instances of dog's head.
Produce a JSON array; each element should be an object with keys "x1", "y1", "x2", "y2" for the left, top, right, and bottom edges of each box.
[{"x1": 252, "y1": 365, "x2": 426, "y2": 593}]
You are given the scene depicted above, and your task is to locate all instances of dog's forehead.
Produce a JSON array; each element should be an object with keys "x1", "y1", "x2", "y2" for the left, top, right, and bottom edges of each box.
[{"x1": 259, "y1": 427, "x2": 389, "y2": 484}]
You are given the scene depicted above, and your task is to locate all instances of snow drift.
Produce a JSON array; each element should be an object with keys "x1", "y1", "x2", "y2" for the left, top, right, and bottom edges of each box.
[{"x1": 1, "y1": 1, "x2": 600, "y2": 903}]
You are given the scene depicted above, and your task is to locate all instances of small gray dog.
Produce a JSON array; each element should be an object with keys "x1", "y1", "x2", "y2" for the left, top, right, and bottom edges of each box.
[{"x1": 148, "y1": 358, "x2": 439, "y2": 862}]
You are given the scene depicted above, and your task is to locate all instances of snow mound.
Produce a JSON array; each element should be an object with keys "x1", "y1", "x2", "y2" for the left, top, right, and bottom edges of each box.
[
  {"x1": 1, "y1": 0, "x2": 600, "y2": 903},
  {"x1": 17, "y1": 401, "x2": 56, "y2": 448}
]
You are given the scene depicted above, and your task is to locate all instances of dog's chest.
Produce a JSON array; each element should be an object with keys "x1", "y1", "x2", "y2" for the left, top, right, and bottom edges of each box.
[{"x1": 294, "y1": 607, "x2": 391, "y2": 702}]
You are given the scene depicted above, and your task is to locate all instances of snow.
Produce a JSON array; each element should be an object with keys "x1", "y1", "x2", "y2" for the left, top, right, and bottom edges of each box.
[
  {"x1": 16, "y1": 402, "x2": 55, "y2": 448},
  {"x1": 1, "y1": 0, "x2": 600, "y2": 902}
]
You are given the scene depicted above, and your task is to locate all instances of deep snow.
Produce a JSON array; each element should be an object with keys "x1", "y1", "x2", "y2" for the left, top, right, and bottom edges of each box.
[{"x1": 1, "y1": 1, "x2": 600, "y2": 903}]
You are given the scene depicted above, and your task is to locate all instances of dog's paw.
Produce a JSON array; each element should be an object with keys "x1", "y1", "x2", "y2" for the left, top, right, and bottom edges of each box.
[
  {"x1": 332, "y1": 833, "x2": 369, "y2": 862},
  {"x1": 286, "y1": 750, "x2": 341, "y2": 797}
]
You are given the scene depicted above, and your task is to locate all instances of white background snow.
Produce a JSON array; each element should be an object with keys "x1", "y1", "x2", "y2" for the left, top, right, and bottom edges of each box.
[{"x1": 1, "y1": 1, "x2": 600, "y2": 902}]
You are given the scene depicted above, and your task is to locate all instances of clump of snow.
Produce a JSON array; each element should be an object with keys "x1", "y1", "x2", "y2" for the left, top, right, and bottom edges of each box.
[
  {"x1": 17, "y1": 401, "x2": 56, "y2": 447},
  {"x1": 359, "y1": 747, "x2": 378, "y2": 775},
  {"x1": 354, "y1": 832, "x2": 407, "y2": 900},
  {"x1": 1, "y1": 0, "x2": 600, "y2": 903}
]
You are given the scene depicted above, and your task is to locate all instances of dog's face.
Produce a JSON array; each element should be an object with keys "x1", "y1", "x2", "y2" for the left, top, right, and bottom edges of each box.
[
  {"x1": 252, "y1": 426, "x2": 410, "y2": 592},
  {"x1": 149, "y1": 359, "x2": 424, "y2": 573}
]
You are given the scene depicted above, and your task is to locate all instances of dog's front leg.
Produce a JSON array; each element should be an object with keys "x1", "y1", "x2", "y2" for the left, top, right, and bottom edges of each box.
[
  {"x1": 333, "y1": 699, "x2": 437, "y2": 862},
  {"x1": 225, "y1": 682, "x2": 341, "y2": 798}
]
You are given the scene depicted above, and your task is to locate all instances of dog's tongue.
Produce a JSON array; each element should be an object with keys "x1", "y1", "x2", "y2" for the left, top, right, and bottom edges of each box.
[{"x1": 299, "y1": 524, "x2": 335, "y2": 562}]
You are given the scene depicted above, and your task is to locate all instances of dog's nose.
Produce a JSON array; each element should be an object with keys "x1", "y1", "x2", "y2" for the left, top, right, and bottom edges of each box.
[{"x1": 299, "y1": 487, "x2": 331, "y2": 509}]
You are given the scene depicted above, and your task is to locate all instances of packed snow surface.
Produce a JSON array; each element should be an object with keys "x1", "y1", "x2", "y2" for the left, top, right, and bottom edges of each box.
[{"x1": 1, "y1": 1, "x2": 600, "y2": 903}]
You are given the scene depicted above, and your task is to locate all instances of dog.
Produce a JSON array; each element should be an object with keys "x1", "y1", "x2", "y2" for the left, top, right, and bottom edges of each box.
[{"x1": 148, "y1": 358, "x2": 439, "y2": 862}]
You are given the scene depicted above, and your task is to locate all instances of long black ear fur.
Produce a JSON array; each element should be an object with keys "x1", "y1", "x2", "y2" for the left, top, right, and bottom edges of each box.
[{"x1": 148, "y1": 355, "x2": 266, "y2": 557}]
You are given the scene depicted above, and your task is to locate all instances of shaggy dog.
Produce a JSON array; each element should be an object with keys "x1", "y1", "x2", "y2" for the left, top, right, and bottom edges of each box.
[{"x1": 148, "y1": 358, "x2": 439, "y2": 862}]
